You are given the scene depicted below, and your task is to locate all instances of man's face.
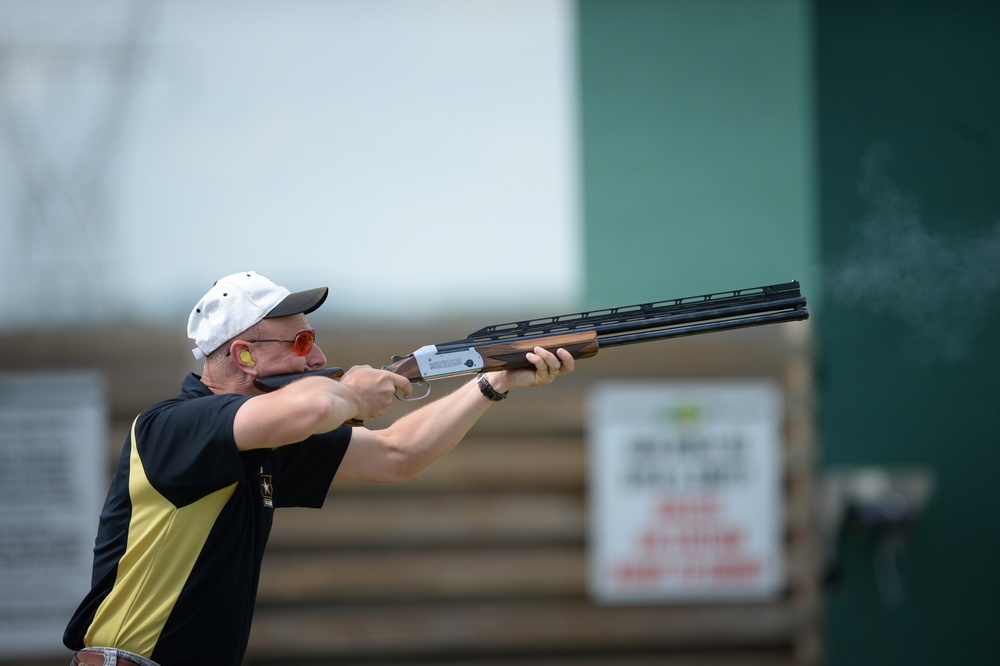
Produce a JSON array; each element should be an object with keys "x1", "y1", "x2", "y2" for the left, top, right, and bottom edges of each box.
[{"x1": 246, "y1": 314, "x2": 327, "y2": 375}]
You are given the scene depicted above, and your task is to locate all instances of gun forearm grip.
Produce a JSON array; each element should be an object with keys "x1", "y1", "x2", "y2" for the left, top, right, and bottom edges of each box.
[{"x1": 478, "y1": 331, "x2": 600, "y2": 372}]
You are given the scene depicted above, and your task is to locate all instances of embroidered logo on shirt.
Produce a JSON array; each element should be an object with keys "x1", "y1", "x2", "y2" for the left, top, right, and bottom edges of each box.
[{"x1": 260, "y1": 474, "x2": 274, "y2": 508}]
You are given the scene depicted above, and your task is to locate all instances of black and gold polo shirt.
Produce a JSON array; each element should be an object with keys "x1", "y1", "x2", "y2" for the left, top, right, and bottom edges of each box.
[{"x1": 64, "y1": 373, "x2": 351, "y2": 666}]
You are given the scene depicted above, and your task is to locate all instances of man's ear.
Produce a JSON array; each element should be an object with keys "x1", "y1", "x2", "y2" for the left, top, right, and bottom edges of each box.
[{"x1": 231, "y1": 342, "x2": 257, "y2": 372}]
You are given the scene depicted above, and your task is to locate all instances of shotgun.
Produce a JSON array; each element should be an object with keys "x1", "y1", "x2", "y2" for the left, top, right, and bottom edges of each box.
[{"x1": 255, "y1": 281, "x2": 808, "y2": 408}]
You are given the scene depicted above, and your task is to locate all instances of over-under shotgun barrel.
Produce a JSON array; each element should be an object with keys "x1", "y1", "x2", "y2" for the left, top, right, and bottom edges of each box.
[
  {"x1": 254, "y1": 281, "x2": 809, "y2": 395},
  {"x1": 435, "y1": 280, "x2": 808, "y2": 351}
]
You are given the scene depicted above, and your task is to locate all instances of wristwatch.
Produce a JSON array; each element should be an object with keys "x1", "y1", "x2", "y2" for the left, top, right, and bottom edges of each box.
[{"x1": 477, "y1": 373, "x2": 509, "y2": 401}]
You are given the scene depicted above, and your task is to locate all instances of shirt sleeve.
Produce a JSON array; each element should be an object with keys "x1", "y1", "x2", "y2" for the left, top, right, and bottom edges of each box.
[{"x1": 133, "y1": 392, "x2": 251, "y2": 507}]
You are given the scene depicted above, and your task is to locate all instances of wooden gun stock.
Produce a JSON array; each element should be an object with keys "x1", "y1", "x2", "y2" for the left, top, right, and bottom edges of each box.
[{"x1": 253, "y1": 367, "x2": 364, "y2": 427}]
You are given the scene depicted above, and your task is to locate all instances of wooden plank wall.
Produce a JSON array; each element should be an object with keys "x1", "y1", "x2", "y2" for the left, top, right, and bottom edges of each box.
[
  {"x1": 248, "y1": 321, "x2": 821, "y2": 666},
  {"x1": 2, "y1": 321, "x2": 819, "y2": 666}
]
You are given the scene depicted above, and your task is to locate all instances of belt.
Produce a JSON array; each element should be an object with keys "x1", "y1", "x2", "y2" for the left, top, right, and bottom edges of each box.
[{"x1": 72, "y1": 649, "x2": 143, "y2": 666}]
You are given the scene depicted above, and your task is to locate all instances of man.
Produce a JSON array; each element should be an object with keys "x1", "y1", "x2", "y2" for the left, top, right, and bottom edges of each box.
[{"x1": 64, "y1": 271, "x2": 574, "y2": 666}]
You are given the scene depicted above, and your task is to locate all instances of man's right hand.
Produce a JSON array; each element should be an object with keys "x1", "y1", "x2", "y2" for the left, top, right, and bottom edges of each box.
[{"x1": 339, "y1": 366, "x2": 412, "y2": 422}]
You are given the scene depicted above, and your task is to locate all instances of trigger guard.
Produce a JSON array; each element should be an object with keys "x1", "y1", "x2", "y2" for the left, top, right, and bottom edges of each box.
[{"x1": 397, "y1": 381, "x2": 430, "y2": 401}]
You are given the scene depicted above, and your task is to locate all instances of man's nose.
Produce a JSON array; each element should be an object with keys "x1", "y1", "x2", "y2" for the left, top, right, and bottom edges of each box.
[{"x1": 308, "y1": 343, "x2": 328, "y2": 368}]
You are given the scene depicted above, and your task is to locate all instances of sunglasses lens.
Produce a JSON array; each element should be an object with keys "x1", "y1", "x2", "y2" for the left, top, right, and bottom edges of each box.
[{"x1": 293, "y1": 330, "x2": 315, "y2": 356}]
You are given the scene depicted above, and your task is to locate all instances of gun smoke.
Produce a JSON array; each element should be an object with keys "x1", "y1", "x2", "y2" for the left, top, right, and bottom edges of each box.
[{"x1": 824, "y1": 143, "x2": 1000, "y2": 364}]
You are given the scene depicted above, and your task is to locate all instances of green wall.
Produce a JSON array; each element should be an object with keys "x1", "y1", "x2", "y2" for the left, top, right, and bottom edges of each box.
[
  {"x1": 816, "y1": 1, "x2": 1000, "y2": 664},
  {"x1": 579, "y1": 0, "x2": 815, "y2": 307},
  {"x1": 580, "y1": 1, "x2": 1000, "y2": 664}
]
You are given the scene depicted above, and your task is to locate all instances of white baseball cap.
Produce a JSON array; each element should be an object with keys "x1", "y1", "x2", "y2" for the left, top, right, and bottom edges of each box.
[{"x1": 187, "y1": 271, "x2": 328, "y2": 359}]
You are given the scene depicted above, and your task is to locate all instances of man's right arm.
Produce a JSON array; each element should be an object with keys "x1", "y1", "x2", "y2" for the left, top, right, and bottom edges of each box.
[{"x1": 232, "y1": 367, "x2": 408, "y2": 451}]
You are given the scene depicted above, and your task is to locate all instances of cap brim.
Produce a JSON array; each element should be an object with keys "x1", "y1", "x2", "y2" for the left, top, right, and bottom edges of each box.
[{"x1": 265, "y1": 286, "x2": 329, "y2": 318}]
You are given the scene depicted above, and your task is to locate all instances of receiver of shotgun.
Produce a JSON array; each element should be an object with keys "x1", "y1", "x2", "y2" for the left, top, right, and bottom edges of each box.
[{"x1": 255, "y1": 281, "x2": 808, "y2": 405}]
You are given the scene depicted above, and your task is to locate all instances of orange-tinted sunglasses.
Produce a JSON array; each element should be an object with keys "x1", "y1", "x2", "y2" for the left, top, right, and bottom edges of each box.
[{"x1": 247, "y1": 329, "x2": 316, "y2": 356}]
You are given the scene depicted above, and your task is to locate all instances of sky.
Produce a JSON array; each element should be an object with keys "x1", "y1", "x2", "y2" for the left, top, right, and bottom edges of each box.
[{"x1": 0, "y1": 0, "x2": 579, "y2": 328}]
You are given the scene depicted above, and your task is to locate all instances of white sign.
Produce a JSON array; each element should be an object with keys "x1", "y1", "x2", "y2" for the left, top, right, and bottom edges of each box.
[
  {"x1": 588, "y1": 380, "x2": 784, "y2": 603},
  {"x1": 0, "y1": 373, "x2": 108, "y2": 657}
]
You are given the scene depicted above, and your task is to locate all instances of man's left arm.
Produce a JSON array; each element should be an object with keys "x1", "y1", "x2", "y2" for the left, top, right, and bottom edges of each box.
[{"x1": 334, "y1": 346, "x2": 574, "y2": 484}]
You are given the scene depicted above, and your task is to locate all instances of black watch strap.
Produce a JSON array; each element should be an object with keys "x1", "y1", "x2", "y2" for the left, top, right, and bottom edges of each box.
[{"x1": 477, "y1": 373, "x2": 509, "y2": 402}]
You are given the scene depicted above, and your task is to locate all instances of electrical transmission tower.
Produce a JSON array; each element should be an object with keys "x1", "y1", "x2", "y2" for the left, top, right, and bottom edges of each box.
[{"x1": 0, "y1": 1, "x2": 156, "y2": 327}]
